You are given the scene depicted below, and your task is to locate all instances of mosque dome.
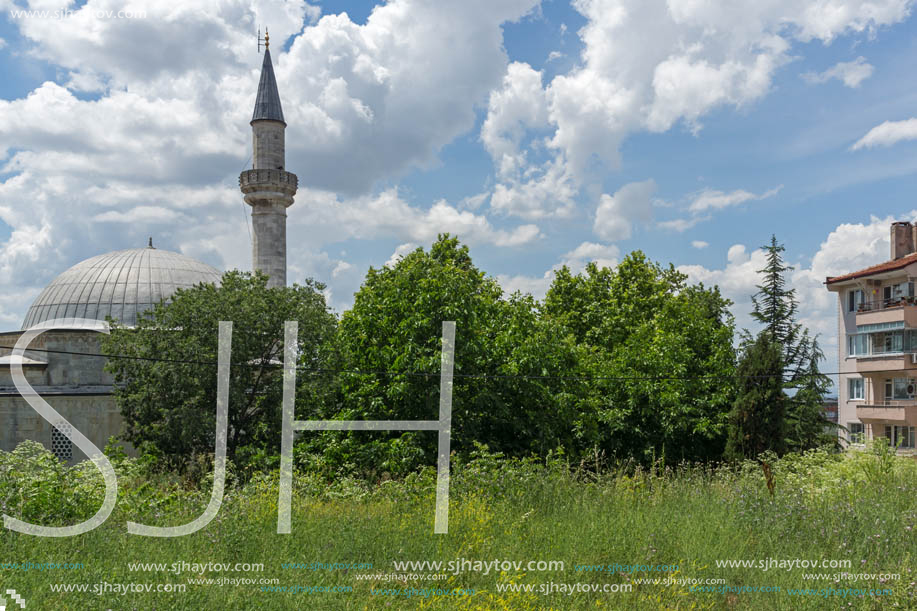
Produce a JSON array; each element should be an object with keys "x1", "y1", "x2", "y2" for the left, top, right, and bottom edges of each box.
[{"x1": 21, "y1": 244, "x2": 222, "y2": 329}]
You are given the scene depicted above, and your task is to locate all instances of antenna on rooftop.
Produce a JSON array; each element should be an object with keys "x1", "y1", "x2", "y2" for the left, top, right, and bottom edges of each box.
[{"x1": 257, "y1": 26, "x2": 265, "y2": 54}]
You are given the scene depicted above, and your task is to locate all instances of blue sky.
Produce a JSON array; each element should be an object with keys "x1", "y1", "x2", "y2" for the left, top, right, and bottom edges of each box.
[{"x1": 3, "y1": 0, "x2": 917, "y2": 377}]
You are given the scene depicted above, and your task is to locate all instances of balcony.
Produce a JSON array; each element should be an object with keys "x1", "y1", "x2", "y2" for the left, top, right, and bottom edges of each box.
[
  {"x1": 856, "y1": 400, "x2": 917, "y2": 425},
  {"x1": 855, "y1": 353, "x2": 916, "y2": 373},
  {"x1": 856, "y1": 296, "x2": 917, "y2": 327},
  {"x1": 238, "y1": 169, "x2": 298, "y2": 201},
  {"x1": 849, "y1": 323, "x2": 917, "y2": 372}
]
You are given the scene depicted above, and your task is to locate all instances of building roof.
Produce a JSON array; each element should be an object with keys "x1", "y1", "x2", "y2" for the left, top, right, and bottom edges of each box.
[
  {"x1": 21, "y1": 246, "x2": 222, "y2": 330},
  {"x1": 0, "y1": 355, "x2": 47, "y2": 367},
  {"x1": 825, "y1": 251, "x2": 917, "y2": 285},
  {"x1": 251, "y1": 48, "x2": 285, "y2": 124}
]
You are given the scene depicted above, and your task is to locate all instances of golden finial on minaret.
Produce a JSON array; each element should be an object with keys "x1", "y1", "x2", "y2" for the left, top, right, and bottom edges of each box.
[{"x1": 264, "y1": 27, "x2": 269, "y2": 50}]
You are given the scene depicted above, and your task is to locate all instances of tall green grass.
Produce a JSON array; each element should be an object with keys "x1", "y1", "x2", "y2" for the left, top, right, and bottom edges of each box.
[{"x1": 0, "y1": 442, "x2": 914, "y2": 610}]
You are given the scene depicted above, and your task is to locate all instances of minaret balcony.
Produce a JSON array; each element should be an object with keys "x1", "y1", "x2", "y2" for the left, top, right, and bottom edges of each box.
[{"x1": 239, "y1": 169, "x2": 298, "y2": 198}]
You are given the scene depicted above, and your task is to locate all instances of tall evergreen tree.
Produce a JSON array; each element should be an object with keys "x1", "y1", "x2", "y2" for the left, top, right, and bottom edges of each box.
[
  {"x1": 786, "y1": 338, "x2": 838, "y2": 451},
  {"x1": 749, "y1": 235, "x2": 810, "y2": 383},
  {"x1": 726, "y1": 332, "x2": 786, "y2": 460},
  {"x1": 738, "y1": 235, "x2": 834, "y2": 454}
]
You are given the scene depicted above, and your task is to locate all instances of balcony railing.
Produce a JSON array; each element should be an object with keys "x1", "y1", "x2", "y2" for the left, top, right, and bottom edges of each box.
[
  {"x1": 860, "y1": 399, "x2": 917, "y2": 408},
  {"x1": 849, "y1": 347, "x2": 917, "y2": 359},
  {"x1": 238, "y1": 169, "x2": 298, "y2": 191},
  {"x1": 857, "y1": 296, "x2": 917, "y2": 312}
]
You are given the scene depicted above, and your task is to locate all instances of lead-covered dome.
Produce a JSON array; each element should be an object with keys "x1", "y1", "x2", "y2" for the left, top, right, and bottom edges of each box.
[{"x1": 22, "y1": 246, "x2": 222, "y2": 329}]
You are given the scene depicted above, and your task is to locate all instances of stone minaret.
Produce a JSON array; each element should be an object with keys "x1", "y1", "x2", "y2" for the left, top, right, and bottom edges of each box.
[{"x1": 239, "y1": 29, "x2": 298, "y2": 288}]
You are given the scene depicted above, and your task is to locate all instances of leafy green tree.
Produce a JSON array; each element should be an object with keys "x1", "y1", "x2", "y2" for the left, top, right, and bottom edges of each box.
[
  {"x1": 315, "y1": 235, "x2": 578, "y2": 476},
  {"x1": 543, "y1": 253, "x2": 737, "y2": 463},
  {"x1": 725, "y1": 332, "x2": 786, "y2": 460},
  {"x1": 102, "y1": 271, "x2": 337, "y2": 467}
]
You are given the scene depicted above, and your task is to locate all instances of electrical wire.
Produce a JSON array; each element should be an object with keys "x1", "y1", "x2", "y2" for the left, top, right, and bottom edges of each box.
[
  {"x1": 229, "y1": 151, "x2": 254, "y2": 247},
  {"x1": 0, "y1": 344, "x2": 847, "y2": 382}
]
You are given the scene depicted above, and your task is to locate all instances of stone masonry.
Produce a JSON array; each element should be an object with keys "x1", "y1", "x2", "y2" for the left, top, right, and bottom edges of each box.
[{"x1": 239, "y1": 43, "x2": 297, "y2": 289}]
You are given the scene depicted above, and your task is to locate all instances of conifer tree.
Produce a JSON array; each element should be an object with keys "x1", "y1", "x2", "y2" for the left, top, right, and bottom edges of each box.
[
  {"x1": 786, "y1": 338, "x2": 838, "y2": 451},
  {"x1": 736, "y1": 235, "x2": 834, "y2": 454},
  {"x1": 749, "y1": 235, "x2": 810, "y2": 383},
  {"x1": 726, "y1": 332, "x2": 786, "y2": 460}
]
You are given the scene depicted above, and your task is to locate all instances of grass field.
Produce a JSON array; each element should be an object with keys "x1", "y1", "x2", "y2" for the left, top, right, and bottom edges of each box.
[{"x1": 0, "y1": 442, "x2": 915, "y2": 610}]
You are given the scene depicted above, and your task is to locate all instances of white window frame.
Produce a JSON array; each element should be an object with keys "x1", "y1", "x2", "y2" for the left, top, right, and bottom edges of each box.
[
  {"x1": 883, "y1": 377, "x2": 916, "y2": 401},
  {"x1": 848, "y1": 422, "x2": 865, "y2": 444},
  {"x1": 892, "y1": 282, "x2": 915, "y2": 299},
  {"x1": 848, "y1": 289, "x2": 865, "y2": 312},
  {"x1": 885, "y1": 424, "x2": 917, "y2": 450},
  {"x1": 848, "y1": 334, "x2": 868, "y2": 357},
  {"x1": 848, "y1": 377, "x2": 864, "y2": 401},
  {"x1": 887, "y1": 425, "x2": 916, "y2": 449}
]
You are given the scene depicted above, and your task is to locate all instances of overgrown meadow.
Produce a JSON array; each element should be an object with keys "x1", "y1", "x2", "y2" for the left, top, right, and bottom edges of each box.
[{"x1": 1, "y1": 442, "x2": 915, "y2": 610}]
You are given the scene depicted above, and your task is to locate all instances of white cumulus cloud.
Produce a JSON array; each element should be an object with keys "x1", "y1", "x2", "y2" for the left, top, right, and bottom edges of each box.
[
  {"x1": 594, "y1": 179, "x2": 656, "y2": 241},
  {"x1": 481, "y1": 61, "x2": 549, "y2": 179},
  {"x1": 801, "y1": 56, "x2": 874, "y2": 88},
  {"x1": 385, "y1": 242, "x2": 419, "y2": 267},
  {"x1": 657, "y1": 184, "x2": 781, "y2": 233},
  {"x1": 561, "y1": 241, "x2": 620, "y2": 271},
  {"x1": 689, "y1": 185, "x2": 782, "y2": 212},
  {"x1": 478, "y1": 0, "x2": 912, "y2": 220},
  {"x1": 851, "y1": 118, "x2": 917, "y2": 150}
]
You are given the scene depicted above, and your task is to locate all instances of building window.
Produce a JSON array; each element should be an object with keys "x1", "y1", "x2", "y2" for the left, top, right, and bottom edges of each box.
[
  {"x1": 883, "y1": 425, "x2": 916, "y2": 449},
  {"x1": 883, "y1": 378, "x2": 916, "y2": 402},
  {"x1": 848, "y1": 377, "x2": 864, "y2": 400},
  {"x1": 848, "y1": 289, "x2": 865, "y2": 312},
  {"x1": 869, "y1": 330, "x2": 916, "y2": 354},
  {"x1": 906, "y1": 427, "x2": 917, "y2": 449},
  {"x1": 884, "y1": 281, "x2": 915, "y2": 304},
  {"x1": 848, "y1": 334, "x2": 868, "y2": 356},
  {"x1": 50, "y1": 422, "x2": 72, "y2": 462},
  {"x1": 848, "y1": 422, "x2": 865, "y2": 444}
]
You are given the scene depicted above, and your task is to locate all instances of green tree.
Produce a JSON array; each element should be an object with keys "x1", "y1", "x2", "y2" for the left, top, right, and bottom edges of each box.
[
  {"x1": 749, "y1": 235, "x2": 809, "y2": 383},
  {"x1": 102, "y1": 271, "x2": 337, "y2": 467},
  {"x1": 744, "y1": 236, "x2": 834, "y2": 452},
  {"x1": 786, "y1": 338, "x2": 838, "y2": 451},
  {"x1": 543, "y1": 253, "x2": 737, "y2": 463},
  {"x1": 316, "y1": 235, "x2": 578, "y2": 476},
  {"x1": 725, "y1": 332, "x2": 786, "y2": 460}
]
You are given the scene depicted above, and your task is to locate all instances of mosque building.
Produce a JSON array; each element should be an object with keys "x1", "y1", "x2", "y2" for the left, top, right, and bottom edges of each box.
[{"x1": 0, "y1": 35, "x2": 296, "y2": 461}]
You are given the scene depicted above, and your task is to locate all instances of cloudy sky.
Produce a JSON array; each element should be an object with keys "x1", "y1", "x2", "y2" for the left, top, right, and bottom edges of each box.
[{"x1": 3, "y1": 0, "x2": 917, "y2": 381}]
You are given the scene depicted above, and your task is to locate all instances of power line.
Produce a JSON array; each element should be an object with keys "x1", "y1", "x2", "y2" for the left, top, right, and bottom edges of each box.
[
  {"x1": 0, "y1": 344, "x2": 848, "y2": 382},
  {"x1": 227, "y1": 152, "x2": 254, "y2": 247}
]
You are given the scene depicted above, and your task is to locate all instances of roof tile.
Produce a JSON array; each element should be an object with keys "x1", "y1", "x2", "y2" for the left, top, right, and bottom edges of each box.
[{"x1": 825, "y1": 251, "x2": 917, "y2": 284}]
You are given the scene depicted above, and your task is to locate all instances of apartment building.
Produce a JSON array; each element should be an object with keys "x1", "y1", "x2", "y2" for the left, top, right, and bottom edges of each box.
[{"x1": 826, "y1": 221, "x2": 917, "y2": 452}]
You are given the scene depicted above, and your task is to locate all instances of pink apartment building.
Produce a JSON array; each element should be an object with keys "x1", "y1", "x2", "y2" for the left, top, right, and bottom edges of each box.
[{"x1": 826, "y1": 221, "x2": 917, "y2": 452}]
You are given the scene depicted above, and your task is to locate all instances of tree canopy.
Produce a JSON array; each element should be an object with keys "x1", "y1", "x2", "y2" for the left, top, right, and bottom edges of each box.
[
  {"x1": 102, "y1": 271, "x2": 337, "y2": 467},
  {"x1": 101, "y1": 235, "x2": 838, "y2": 475},
  {"x1": 543, "y1": 253, "x2": 737, "y2": 463},
  {"x1": 310, "y1": 235, "x2": 579, "y2": 476}
]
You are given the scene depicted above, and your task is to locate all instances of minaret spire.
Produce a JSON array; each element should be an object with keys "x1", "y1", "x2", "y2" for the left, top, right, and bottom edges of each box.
[
  {"x1": 239, "y1": 35, "x2": 298, "y2": 288},
  {"x1": 252, "y1": 32, "x2": 284, "y2": 124}
]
